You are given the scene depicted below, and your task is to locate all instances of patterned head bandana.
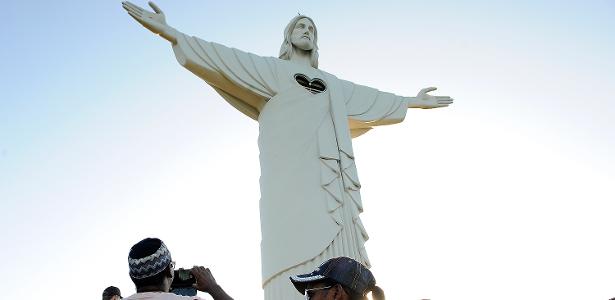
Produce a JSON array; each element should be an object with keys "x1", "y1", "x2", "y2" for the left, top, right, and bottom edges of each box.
[{"x1": 128, "y1": 238, "x2": 173, "y2": 279}]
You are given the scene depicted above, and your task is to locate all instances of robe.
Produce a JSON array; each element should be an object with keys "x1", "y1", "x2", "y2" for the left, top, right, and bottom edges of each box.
[{"x1": 172, "y1": 30, "x2": 409, "y2": 299}]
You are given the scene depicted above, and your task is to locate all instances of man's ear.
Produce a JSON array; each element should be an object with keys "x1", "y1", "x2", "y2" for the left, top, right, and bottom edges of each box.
[{"x1": 166, "y1": 265, "x2": 174, "y2": 278}]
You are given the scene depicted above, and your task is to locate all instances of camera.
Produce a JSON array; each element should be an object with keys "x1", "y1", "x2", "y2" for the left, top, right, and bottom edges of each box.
[{"x1": 171, "y1": 268, "x2": 197, "y2": 296}]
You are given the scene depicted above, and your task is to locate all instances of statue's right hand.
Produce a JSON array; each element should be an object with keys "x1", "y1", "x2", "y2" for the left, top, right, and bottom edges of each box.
[{"x1": 122, "y1": 1, "x2": 169, "y2": 37}]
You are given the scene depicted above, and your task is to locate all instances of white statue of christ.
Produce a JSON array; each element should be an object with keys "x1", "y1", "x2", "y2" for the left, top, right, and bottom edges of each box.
[{"x1": 123, "y1": 2, "x2": 453, "y2": 299}]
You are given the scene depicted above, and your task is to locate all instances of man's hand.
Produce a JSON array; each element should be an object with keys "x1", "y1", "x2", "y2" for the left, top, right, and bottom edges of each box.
[
  {"x1": 122, "y1": 1, "x2": 176, "y2": 43},
  {"x1": 409, "y1": 87, "x2": 454, "y2": 109},
  {"x1": 191, "y1": 266, "x2": 234, "y2": 300},
  {"x1": 191, "y1": 266, "x2": 218, "y2": 293}
]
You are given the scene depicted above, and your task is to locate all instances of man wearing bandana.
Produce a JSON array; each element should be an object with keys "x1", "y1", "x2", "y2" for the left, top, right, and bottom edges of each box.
[{"x1": 123, "y1": 238, "x2": 234, "y2": 300}]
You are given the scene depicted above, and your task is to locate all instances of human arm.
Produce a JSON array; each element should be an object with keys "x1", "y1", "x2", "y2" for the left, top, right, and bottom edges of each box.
[{"x1": 191, "y1": 266, "x2": 234, "y2": 300}]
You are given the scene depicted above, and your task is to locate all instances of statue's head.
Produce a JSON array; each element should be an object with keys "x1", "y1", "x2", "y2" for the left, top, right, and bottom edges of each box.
[{"x1": 279, "y1": 15, "x2": 319, "y2": 68}]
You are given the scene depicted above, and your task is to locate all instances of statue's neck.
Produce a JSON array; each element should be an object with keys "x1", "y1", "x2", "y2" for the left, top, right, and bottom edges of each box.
[{"x1": 290, "y1": 48, "x2": 312, "y2": 68}]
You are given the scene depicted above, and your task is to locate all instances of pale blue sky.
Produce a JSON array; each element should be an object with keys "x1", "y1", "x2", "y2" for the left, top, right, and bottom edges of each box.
[{"x1": 1, "y1": 1, "x2": 614, "y2": 299}]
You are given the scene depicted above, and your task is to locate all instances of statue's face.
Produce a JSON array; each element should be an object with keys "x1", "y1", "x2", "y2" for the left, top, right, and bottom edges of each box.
[{"x1": 290, "y1": 18, "x2": 315, "y2": 51}]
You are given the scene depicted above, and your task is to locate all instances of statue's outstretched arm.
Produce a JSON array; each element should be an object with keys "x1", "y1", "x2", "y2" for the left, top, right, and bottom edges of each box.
[
  {"x1": 122, "y1": 1, "x2": 177, "y2": 44},
  {"x1": 407, "y1": 87, "x2": 454, "y2": 109}
]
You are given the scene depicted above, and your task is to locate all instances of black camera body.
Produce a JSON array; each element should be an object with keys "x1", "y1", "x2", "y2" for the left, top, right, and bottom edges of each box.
[{"x1": 171, "y1": 268, "x2": 197, "y2": 296}]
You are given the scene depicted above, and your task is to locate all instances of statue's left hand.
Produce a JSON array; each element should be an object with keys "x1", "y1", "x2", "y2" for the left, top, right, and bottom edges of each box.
[
  {"x1": 410, "y1": 87, "x2": 454, "y2": 109},
  {"x1": 122, "y1": 1, "x2": 176, "y2": 43}
]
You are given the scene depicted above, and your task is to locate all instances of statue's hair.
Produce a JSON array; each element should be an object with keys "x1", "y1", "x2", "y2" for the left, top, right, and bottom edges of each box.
[{"x1": 279, "y1": 15, "x2": 319, "y2": 68}]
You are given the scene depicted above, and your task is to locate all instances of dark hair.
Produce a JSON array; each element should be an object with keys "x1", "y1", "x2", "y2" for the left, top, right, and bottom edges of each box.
[
  {"x1": 129, "y1": 238, "x2": 170, "y2": 288},
  {"x1": 102, "y1": 286, "x2": 122, "y2": 300}
]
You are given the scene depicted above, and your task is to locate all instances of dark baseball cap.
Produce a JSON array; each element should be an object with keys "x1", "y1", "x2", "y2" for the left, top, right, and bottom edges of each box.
[
  {"x1": 290, "y1": 257, "x2": 376, "y2": 296},
  {"x1": 102, "y1": 286, "x2": 122, "y2": 298}
]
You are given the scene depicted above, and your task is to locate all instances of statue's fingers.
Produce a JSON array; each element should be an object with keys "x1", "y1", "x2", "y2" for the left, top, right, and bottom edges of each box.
[
  {"x1": 122, "y1": 6, "x2": 142, "y2": 18},
  {"x1": 435, "y1": 96, "x2": 451, "y2": 100},
  {"x1": 419, "y1": 87, "x2": 437, "y2": 95},
  {"x1": 123, "y1": 1, "x2": 143, "y2": 10},
  {"x1": 127, "y1": 11, "x2": 146, "y2": 24},
  {"x1": 149, "y1": 1, "x2": 163, "y2": 14},
  {"x1": 123, "y1": 5, "x2": 143, "y2": 18},
  {"x1": 126, "y1": 10, "x2": 140, "y2": 21},
  {"x1": 123, "y1": 1, "x2": 146, "y2": 14},
  {"x1": 121, "y1": 2, "x2": 133, "y2": 12}
]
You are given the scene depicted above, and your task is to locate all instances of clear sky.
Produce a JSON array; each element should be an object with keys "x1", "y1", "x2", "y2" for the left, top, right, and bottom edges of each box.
[{"x1": 1, "y1": 1, "x2": 614, "y2": 299}]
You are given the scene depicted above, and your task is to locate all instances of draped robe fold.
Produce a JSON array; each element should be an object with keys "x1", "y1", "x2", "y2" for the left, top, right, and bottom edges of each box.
[{"x1": 172, "y1": 32, "x2": 409, "y2": 298}]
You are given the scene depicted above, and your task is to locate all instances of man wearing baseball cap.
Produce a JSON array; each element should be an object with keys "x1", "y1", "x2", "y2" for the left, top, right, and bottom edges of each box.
[
  {"x1": 103, "y1": 286, "x2": 123, "y2": 300},
  {"x1": 123, "y1": 237, "x2": 233, "y2": 300},
  {"x1": 290, "y1": 257, "x2": 385, "y2": 300}
]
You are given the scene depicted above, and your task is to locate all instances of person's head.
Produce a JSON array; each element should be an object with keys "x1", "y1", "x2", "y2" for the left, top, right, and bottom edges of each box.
[
  {"x1": 279, "y1": 15, "x2": 319, "y2": 68},
  {"x1": 128, "y1": 238, "x2": 175, "y2": 292},
  {"x1": 290, "y1": 257, "x2": 385, "y2": 300},
  {"x1": 102, "y1": 286, "x2": 122, "y2": 300}
]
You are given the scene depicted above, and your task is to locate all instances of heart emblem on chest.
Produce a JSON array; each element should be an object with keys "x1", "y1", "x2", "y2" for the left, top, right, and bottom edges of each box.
[{"x1": 294, "y1": 73, "x2": 327, "y2": 94}]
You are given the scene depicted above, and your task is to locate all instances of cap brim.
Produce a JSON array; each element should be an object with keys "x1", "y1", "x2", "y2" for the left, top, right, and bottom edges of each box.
[{"x1": 289, "y1": 273, "x2": 327, "y2": 294}]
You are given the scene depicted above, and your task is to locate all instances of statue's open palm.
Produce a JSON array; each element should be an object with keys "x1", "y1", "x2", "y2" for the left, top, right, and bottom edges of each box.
[
  {"x1": 122, "y1": 1, "x2": 168, "y2": 36},
  {"x1": 415, "y1": 87, "x2": 454, "y2": 109}
]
